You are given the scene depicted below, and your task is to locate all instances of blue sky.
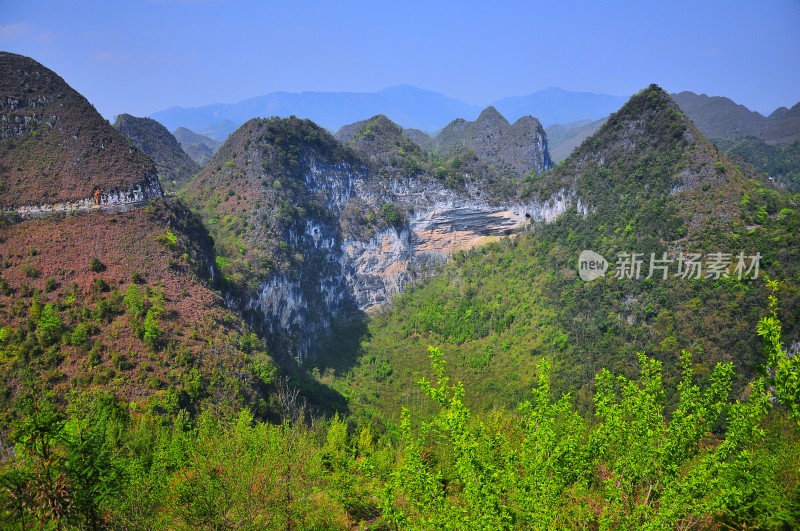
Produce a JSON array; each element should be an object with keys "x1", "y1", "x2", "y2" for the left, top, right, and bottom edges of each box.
[{"x1": 2, "y1": 0, "x2": 798, "y2": 119}]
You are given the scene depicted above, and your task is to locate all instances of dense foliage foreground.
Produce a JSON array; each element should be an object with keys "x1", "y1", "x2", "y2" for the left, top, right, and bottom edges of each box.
[{"x1": 1, "y1": 282, "x2": 799, "y2": 530}]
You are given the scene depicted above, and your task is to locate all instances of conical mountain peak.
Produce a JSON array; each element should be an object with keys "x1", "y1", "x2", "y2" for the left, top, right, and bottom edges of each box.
[
  {"x1": 113, "y1": 113, "x2": 200, "y2": 193},
  {"x1": 534, "y1": 84, "x2": 753, "y2": 238},
  {"x1": 476, "y1": 105, "x2": 510, "y2": 126},
  {"x1": 432, "y1": 105, "x2": 551, "y2": 176},
  {"x1": 0, "y1": 52, "x2": 161, "y2": 209}
]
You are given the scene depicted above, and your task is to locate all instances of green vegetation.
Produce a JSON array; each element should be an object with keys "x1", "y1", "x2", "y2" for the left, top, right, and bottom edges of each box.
[
  {"x1": 716, "y1": 137, "x2": 800, "y2": 192},
  {"x1": 180, "y1": 116, "x2": 357, "y2": 295},
  {"x1": 0, "y1": 296, "x2": 797, "y2": 528},
  {"x1": 89, "y1": 257, "x2": 105, "y2": 273},
  {"x1": 3, "y1": 69, "x2": 799, "y2": 528},
  {"x1": 155, "y1": 230, "x2": 178, "y2": 249},
  {"x1": 379, "y1": 202, "x2": 404, "y2": 228},
  {"x1": 329, "y1": 86, "x2": 800, "y2": 424},
  {"x1": 0, "y1": 264, "x2": 277, "y2": 431}
]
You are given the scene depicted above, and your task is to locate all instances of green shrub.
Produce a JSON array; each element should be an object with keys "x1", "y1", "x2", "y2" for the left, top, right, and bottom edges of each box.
[
  {"x1": 70, "y1": 323, "x2": 90, "y2": 346},
  {"x1": 36, "y1": 303, "x2": 63, "y2": 346},
  {"x1": 89, "y1": 257, "x2": 106, "y2": 272},
  {"x1": 143, "y1": 308, "x2": 162, "y2": 351},
  {"x1": 21, "y1": 263, "x2": 40, "y2": 278},
  {"x1": 156, "y1": 231, "x2": 178, "y2": 250}
]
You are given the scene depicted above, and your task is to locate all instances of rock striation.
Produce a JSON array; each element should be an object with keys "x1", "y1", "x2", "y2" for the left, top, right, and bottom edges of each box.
[{"x1": 184, "y1": 114, "x2": 560, "y2": 361}]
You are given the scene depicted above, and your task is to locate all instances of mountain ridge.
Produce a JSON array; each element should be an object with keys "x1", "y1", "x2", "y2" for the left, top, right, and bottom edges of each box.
[
  {"x1": 173, "y1": 126, "x2": 222, "y2": 166},
  {"x1": 150, "y1": 85, "x2": 630, "y2": 141},
  {"x1": 113, "y1": 114, "x2": 200, "y2": 193},
  {"x1": 429, "y1": 106, "x2": 552, "y2": 178},
  {"x1": 672, "y1": 91, "x2": 800, "y2": 144},
  {"x1": 336, "y1": 84, "x2": 799, "y2": 419}
]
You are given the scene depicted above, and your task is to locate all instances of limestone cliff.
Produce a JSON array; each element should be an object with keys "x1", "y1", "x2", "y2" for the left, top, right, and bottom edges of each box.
[{"x1": 183, "y1": 114, "x2": 559, "y2": 361}]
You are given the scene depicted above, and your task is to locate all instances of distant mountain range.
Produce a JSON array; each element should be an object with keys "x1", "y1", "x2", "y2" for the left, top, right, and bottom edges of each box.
[
  {"x1": 671, "y1": 91, "x2": 800, "y2": 143},
  {"x1": 173, "y1": 127, "x2": 222, "y2": 166},
  {"x1": 492, "y1": 88, "x2": 626, "y2": 126},
  {"x1": 544, "y1": 92, "x2": 800, "y2": 165},
  {"x1": 545, "y1": 118, "x2": 608, "y2": 163},
  {"x1": 150, "y1": 86, "x2": 628, "y2": 141}
]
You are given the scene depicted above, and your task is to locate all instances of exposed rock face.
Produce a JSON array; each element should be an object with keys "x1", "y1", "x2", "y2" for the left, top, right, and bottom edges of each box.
[
  {"x1": 11, "y1": 173, "x2": 163, "y2": 217},
  {"x1": 342, "y1": 198, "x2": 536, "y2": 310},
  {"x1": 430, "y1": 106, "x2": 552, "y2": 177},
  {"x1": 184, "y1": 115, "x2": 563, "y2": 361}
]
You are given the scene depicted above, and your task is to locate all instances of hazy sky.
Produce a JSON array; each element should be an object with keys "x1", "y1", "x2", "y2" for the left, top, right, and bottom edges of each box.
[{"x1": 2, "y1": 0, "x2": 798, "y2": 119}]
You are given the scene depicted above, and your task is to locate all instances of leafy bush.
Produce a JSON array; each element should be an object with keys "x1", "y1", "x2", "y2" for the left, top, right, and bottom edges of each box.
[
  {"x1": 142, "y1": 308, "x2": 162, "y2": 351},
  {"x1": 36, "y1": 303, "x2": 63, "y2": 346},
  {"x1": 89, "y1": 257, "x2": 106, "y2": 272},
  {"x1": 156, "y1": 231, "x2": 178, "y2": 250},
  {"x1": 380, "y1": 201, "x2": 404, "y2": 228}
]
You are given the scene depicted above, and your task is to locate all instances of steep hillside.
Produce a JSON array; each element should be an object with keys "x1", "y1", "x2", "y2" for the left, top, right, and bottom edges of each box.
[
  {"x1": 181, "y1": 117, "x2": 366, "y2": 360},
  {"x1": 0, "y1": 54, "x2": 285, "y2": 424},
  {"x1": 763, "y1": 102, "x2": 800, "y2": 144},
  {"x1": 547, "y1": 93, "x2": 800, "y2": 164},
  {"x1": 545, "y1": 118, "x2": 608, "y2": 163},
  {"x1": 0, "y1": 52, "x2": 161, "y2": 209},
  {"x1": 662, "y1": 93, "x2": 800, "y2": 194},
  {"x1": 335, "y1": 85, "x2": 800, "y2": 420},
  {"x1": 173, "y1": 126, "x2": 222, "y2": 165},
  {"x1": 531, "y1": 85, "x2": 753, "y2": 234},
  {"x1": 715, "y1": 136, "x2": 800, "y2": 192},
  {"x1": 402, "y1": 127, "x2": 434, "y2": 149},
  {"x1": 667, "y1": 93, "x2": 800, "y2": 192},
  {"x1": 0, "y1": 201, "x2": 280, "y2": 421},
  {"x1": 673, "y1": 91, "x2": 800, "y2": 146},
  {"x1": 430, "y1": 106, "x2": 552, "y2": 178},
  {"x1": 671, "y1": 91, "x2": 767, "y2": 140},
  {"x1": 182, "y1": 113, "x2": 556, "y2": 361},
  {"x1": 113, "y1": 114, "x2": 200, "y2": 193}
]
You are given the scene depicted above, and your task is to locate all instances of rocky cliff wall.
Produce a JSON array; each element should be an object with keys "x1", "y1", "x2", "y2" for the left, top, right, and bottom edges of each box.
[
  {"x1": 236, "y1": 157, "x2": 577, "y2": 360},
  {"x1": 7, "y1": 174, "x2": 164, "y2": 218}
]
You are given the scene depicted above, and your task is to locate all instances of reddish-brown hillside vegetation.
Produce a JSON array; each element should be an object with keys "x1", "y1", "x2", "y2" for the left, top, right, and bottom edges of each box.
[
  {"x1": 0, "y1": 52, "x2": 160, "y2": 208},
  {"x1": 0, "y1": 201, "x2": 274, "y2": 417}
]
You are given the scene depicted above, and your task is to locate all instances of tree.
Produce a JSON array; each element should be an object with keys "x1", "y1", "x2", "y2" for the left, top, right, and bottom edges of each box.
[
  {"x1": 758, "y1": 277, "x2": 800, "y2": 424},
  {"x1": 36, "y1": 303, "x2": 63, "y2": 347},
  {"x1": 142, "y1": 308, "x2": 162, "y2": 351}
]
